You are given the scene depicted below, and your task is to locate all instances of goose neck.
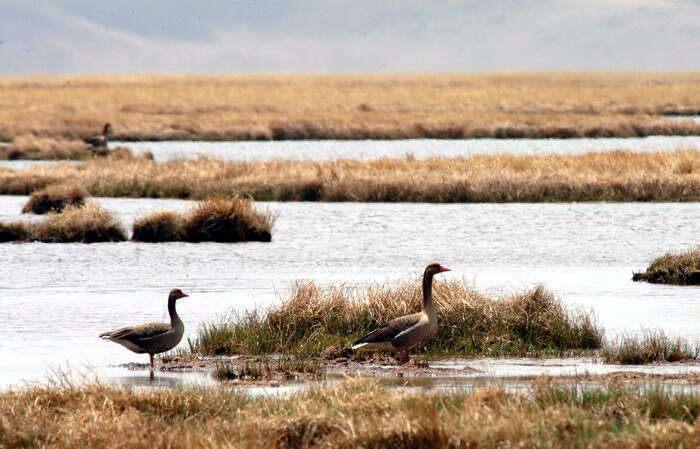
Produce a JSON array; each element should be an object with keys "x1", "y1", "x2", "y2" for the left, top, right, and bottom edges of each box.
[{"x1": 168, "y1": 297, "x2": 183, "y2": 330}]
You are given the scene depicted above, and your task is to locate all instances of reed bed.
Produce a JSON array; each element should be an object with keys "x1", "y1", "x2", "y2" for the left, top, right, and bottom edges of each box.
[
  {"x1": 1, "y1": 149, "x2": 698, "y2": 202},
  {"x1": 2, "y1": 376, "x2": 699, "y2": 448},
  {"x1": 132, "y1": 197, "x2": 274, "y2": 242},
  {"x1": 188, "y1": 280, "x2": 603, "y2": 358},
  {"x1": 603, "y1": 330, "x2": 700, "y2": 364},
  {"x1": 633, "y1": 247, "x2": 700, "y2": 285},
  {"x1": 1, "y1": 73, "x2": 700, "y2": 142},
  {"x1": 21, "y1": 184, "x2": 88, "y2": 214}
]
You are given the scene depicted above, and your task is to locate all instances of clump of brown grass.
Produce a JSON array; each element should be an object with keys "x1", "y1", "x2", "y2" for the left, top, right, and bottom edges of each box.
[
  {"x1": 1, "y1": 376, "x2": 699, "y2": 448},
  {"x1": 0, "y1": 134, "x2": 90, "y2": 160},
  {"x1": 21, "y1": 184, "x2": 88, "y2": 214},
  {"x1": 31, "y1": 202, "x2": 127, "y2": 243},
  {"x1": 633, "y1": 247, "x2": 700, "y2": 285},
  {"x1": 184, "y1": 197, "x2": 274, "y2": 242},
  {"x1": 1, "y1": 150, "x2": 698, "y2": 202},
  {"x1": 603, "y1": 329, "x2": 700, "y2": 364},
  {"x1": 189, "y1": 280, "x2": 602, "y2": 358},
  {"x1": 0, "y1": 220, "x2": 30, "y2": 242},
  {"x1": 132, "y1": 197, "x2": 274, "y2": 242},
  {"x1": 131, "y1": 210, "x2": 186, "y2": 242}
]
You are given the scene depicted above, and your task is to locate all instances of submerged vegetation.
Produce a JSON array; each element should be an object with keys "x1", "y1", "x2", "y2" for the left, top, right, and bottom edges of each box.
[
  {"x1": 212, "y1": 357, "x2": 326, "y2": 382},
  {"x1": 133, "y1": 197, "x2": 274, "y2": 242},
  {"x1": 188, "y1": 280, "x2": 603, "y2": 358},
  {"x1": 1, "y1": 149, "x2": 698, "y2": 202},
  {"x1": 1, "y1": 73, "x2": 700, "y2": 142},
  {"x1": 603, "y1": 330, "x2": 700, "y2": 364},
  {"x1": 633, "y1": 247, "x2": 700, "y2": 285},
  {"x1": 21, "y1": 184, "x2": 88, "y2": 214},
  {"x1": 2, "y1": 377, "x2": 700, "y2": 448}
]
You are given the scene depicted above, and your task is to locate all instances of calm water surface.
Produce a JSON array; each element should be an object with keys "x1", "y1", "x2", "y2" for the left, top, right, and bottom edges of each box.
[
  {"x1": 1, "y1": 196, "x2": 699, "y2": 389},
  {"x1": 114, "y1": 135, "x2": 700, "y2": 162}
]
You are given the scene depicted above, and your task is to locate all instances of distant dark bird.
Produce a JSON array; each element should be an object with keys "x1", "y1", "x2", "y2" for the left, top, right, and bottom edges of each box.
[
  {"x1": 100, "y1": 289, "x2": 189, "y2": 377},
  {"x1": 352, "y1": 262, "x2": 451, "y2": 365},
  {"x1": 83, "y1": 123, "x2": 112, "y2": 149}
]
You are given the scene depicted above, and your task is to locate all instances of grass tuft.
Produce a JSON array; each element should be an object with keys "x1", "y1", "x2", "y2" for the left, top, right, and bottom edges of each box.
[
  {"x1": 184, "y1": 196, "x2": 274, "y2": 242},
  {"x1": 132, "y1": 210, "x2": 186, "y2": 242},
  {"x1": 21, "y1": 184, "x2": 88, "y2": 214},
  {"x1": 0, "y1": 134, "x2": 90, "y2": 160},
  {"x1": 31, "y1": 202, "x2": 127, "y2": 243},
  {"x1": 602, "y1": 329, "x2": 700, "y2": 364},
  {"x1": 132, "y1": 197, "x2": 274, "y2": 242},
  {"x1": 0, "y1": 220, "x2": 30, "y2": 242},
  {"x1": 188, "y1": 280, "x2": 603, "y2": 358},
  {"x1": 633, "y1": 247, "x2": 700, "y2": 285}
]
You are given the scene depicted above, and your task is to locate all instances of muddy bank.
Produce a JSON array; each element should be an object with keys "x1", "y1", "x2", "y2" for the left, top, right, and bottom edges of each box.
[{"x1": 143, "y1": 354, "x2": 700, "y2": 386}]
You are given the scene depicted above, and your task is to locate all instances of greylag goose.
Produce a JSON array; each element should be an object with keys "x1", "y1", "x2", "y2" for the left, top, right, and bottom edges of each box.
[
  {"x1": 83, "y1": 123, "x2": 111, "y2": 149},
  {"x1": 352, "y1": 262, "x2": 450, "y2": 364},
  {"x1": 100, "y1": 289, "x2": 188, "y2": 375}
]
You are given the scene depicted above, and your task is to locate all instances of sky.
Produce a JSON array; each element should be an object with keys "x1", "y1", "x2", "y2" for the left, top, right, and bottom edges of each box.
[{"x1": 1, "y1": 0, "x2": 699, "y2": 74}]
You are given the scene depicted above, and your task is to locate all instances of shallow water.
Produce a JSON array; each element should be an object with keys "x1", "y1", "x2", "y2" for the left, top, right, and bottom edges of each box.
[
  {"x1": 665, "y1": 115, "x2": 700, "y2": 124},
  {"x1": 114, "y1": 135, "x2": 700, "y2": 162},
  {"x1": 1, "y1": 196, "x2": 699, "y2": 389}
]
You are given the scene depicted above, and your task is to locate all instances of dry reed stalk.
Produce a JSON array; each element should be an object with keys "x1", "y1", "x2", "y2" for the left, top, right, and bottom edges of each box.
[
  {"x1": 1, "y1": 150, "x2": 697, "y2": 202},
  {"x1": 1, "y1": 377, "x2": 698, "y2": 448},
  {"x1": 1, "y1": 73, "x2": 699, "y2": 141}
]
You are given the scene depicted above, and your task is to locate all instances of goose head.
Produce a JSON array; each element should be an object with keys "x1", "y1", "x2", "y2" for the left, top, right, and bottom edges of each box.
[
  {"x1": 425, "y1": 262, "x2": 451, "y2": 276},
  {"x1": 169, "y1": 288, "x2": 189, "y2": 301}
]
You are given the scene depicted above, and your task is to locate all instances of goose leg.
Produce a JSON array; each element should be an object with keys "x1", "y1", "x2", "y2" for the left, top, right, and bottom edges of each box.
[
  {"x1": 398, "y1": 350, "x2": 409, "y2": 365},
  {"x1": 149, "y1": 353, "x2": 155, "y2": 372}
]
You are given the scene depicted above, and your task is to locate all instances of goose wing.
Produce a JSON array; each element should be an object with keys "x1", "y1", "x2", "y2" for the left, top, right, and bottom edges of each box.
[
  {"x1": 352, "y1": 313, "x2": 421, "y2": 347},
  {"x1": 100, "y1": 322, "x2": 171, "y2": 344}
]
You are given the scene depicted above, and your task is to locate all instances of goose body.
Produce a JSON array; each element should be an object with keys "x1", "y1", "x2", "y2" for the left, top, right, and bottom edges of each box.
[
  {"x1": 84, "y1": 123, "x2": 111, "y2": 149},
  {"x1": 100, "y1": 289, "x2": 188, "y2": 374},
  {"x1": 352, "y1": 263, "x2": 450, "y2": 364}
]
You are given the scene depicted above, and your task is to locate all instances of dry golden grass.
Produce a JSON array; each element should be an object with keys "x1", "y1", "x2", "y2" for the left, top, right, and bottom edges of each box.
[
  {"x1": 132, "y1": 197, "x2": 275, "y2": 242},
  {"x1": 29, "y1": 202, "x2": 127, "y2": 243},
  {"x1": 1, "y1": 149, "x2": 698, "y2": 202},
  {"x1": 189, "y1": 280, "x2": 602, "y2": 358},
  {"x1": 633, "y1": 247, "x2": 700, "y2": 285},
  {"x1": 21, "y1": 184, "x2": 88, "y2": 214},
  {"x1": 2, "y1": 377, "x2": 699, "y2": 449},
  {"x1": 0, "y1": 134, "x2": 91, "y2": 160},
  {"x1": 1, "y1": 73, "x2": 699, "y2": 141}
]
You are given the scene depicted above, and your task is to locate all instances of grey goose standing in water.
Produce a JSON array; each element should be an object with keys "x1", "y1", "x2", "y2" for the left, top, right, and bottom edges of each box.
[{"x1": 100, "y1": 289, "x2": 189, "y2": 377}]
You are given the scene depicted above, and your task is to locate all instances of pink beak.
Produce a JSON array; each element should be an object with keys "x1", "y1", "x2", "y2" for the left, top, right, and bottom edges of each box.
[{"x1": 439, "y1": 265, "x2": 451, "y2": 272}]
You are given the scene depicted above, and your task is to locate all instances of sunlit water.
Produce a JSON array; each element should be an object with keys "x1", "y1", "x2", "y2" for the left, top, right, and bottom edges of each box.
[
  {"x1": 1, "y1": 195, "x2": 698, "y2": 389},
  {"x1": 113, "y1": 135, "x2": 700, "y2": 162}
]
